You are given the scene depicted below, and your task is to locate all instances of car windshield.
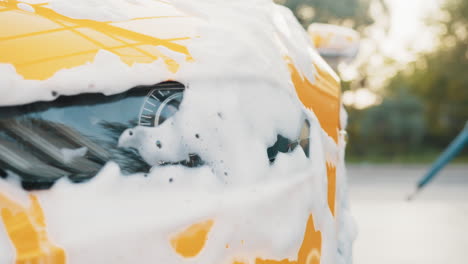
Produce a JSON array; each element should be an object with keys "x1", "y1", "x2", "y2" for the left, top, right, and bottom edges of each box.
[{"x1": 0, "y1": 81, "x2": 185, "y2": 189}]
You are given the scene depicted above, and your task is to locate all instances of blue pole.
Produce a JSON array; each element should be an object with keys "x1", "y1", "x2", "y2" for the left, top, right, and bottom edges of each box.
[{"x1": 408, "y1": 121, "x2": 468, "y2": 200}]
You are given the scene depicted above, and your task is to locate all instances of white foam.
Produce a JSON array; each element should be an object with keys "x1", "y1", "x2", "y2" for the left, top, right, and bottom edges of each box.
[
  {"x1": 17, "y1": 2, "x2": 34, "y2": 12},
  {"x1": 0, "y1": 0, "x2": 355, "y2": 263}
]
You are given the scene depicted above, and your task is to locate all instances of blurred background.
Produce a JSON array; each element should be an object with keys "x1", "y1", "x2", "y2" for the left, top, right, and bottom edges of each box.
[{"x1": 274, "y1": 0, "x2": 468, "y2": 263}]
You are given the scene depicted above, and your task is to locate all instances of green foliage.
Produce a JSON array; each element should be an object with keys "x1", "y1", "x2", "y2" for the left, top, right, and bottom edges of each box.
[
  {"x1": 389, "y1": 0, "x2": 468, "y2": 147},
  {"x1": 275, "y1": 0, "x2": 376, "y2": 29},
  {"x1": 347, "y1": 92, "x2": 425, "y2": 157},
  {"x1": 347, "y1": 0, "x2": 468, "y2": 161}
]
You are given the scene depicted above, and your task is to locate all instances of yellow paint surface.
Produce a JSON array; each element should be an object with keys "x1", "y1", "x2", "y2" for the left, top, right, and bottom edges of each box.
[
  {"x1": 1, "y1": 2, "x2": 337, "y2": 263},
  {"x1": 326, "y1": 163, "x2": 337, "y2": 216},
  {"x1": 170, "y1": 219, "x2": 214, "y2": 258},
  {"x1": 171, "y1": 216, "x2": 321, "y2": 263},
  {"x1": 0, "y1": 193, "x2": 65, "y2": 264},
  {"x1": 253, "y1": 214, "x2": 322, "y2": 264},
  {"x1": 256, "y1": 258, "x2": 295, "y2": 264},
  {"x1": 311, "y1": 33, "x2": 334, "y2": 50},
  {"x1": 0, "y1": 0, "x2": 193, "y2": 80},
  {"x1": 287, "y1": 59, "x2": 341, "y2": 142},
  {"x1": 296, "y1": 214, "x2": 322, "y2": 264},
  {"x1": 251, "y1": 51, "x2": 340, "y2": 264}
]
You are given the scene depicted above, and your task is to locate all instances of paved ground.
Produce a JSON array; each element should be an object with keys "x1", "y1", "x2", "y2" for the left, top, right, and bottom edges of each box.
[{"x1": 348, "y1": 164, "x2": 468, "y2": 264}]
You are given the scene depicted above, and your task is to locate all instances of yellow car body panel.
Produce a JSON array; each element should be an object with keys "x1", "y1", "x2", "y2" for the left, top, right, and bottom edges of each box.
[
  {"x1": 0, "y1": 0, "x2": 192, "y2": 80},
  {"x1": 0, "y1": 1, "x2": 345, "y2": 263}
]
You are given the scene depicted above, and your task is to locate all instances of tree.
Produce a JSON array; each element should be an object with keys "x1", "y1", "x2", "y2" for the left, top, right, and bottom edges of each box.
[
  {"x1": 385, "y1": 0, "x2": 468, "y2": 151},
  {"x1": 275, "y1": 0, "x2": 384, "y2": 30},
  {"x1": 346, "y1": 89, "x2": 426, "y2": 158},
  {"x1": 346, "y1": 0, "x2": 468, "y2": 159}
]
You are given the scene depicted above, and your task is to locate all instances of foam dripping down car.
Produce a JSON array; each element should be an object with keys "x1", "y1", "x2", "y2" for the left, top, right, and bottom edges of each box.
[{"x1": 0, "y1": 0, "x2": 357, "y2": 263}]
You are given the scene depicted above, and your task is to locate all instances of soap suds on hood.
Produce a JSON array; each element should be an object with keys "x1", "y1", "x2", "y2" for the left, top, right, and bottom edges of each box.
[{"x1": 0, "y1": 0, "x2": 355, "y2": 263}]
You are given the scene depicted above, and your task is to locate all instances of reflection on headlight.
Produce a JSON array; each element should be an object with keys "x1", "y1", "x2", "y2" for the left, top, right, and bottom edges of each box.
[{"x1": 0, "y1": 81, "x2": 186, "y2": 190}]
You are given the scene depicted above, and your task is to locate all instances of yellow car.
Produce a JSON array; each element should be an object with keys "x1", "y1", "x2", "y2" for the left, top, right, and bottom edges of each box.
[{"x1": 0, "y1": 0, "x2": 355, "y2": 263}]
